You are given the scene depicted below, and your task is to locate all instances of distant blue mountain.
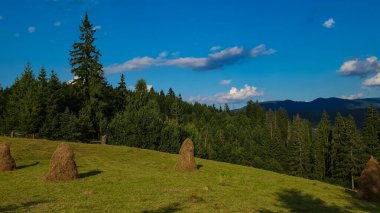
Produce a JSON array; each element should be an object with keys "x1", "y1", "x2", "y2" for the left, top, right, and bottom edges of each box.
[{"x1": 259, "y1": 97, "x2": 380, "y2": 127}]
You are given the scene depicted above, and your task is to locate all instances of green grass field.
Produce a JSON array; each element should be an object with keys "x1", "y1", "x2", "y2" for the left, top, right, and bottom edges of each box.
[{"x1": 0, "y1": 136, "x2": 379, "y2": 212}]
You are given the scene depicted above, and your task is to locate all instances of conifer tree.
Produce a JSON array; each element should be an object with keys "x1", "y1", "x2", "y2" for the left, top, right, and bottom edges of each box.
[
  {"x1": 246, "y1": 100, "x2": 265, "y2": 127},
  {"x1": 333, "y1": 113, "x2": 364, "y2": 188},
  {"x1": 36, "y1": 68, "x2": 48, "y2": 132},
  {"x1": 115, "y1": 74, "x2": 128, "y2": 112},
  {"x1": 40, "y1": 71, "x2": 66, "y2": 137},
  {"x1": 69, "y1": 12, "x2": 106, "y2": 138},
  {"x1": 287, "y1": 114, "x2": 312, "y2": 177},
  {"x1": 5, "y1": 64, "x2": 41, "y2": 133},
  {"x1": 362, "y1": 105, "x2": 380, "y2": 157},
  {"x1": 0, "y1": 86, "x2": 6, "y2": 132},
  {"x1": 70, "y1": 12, "x2": 102, "y2": 98},
  {"x1": 313, "y1": 111, "x2": 330, "y2": 179}
]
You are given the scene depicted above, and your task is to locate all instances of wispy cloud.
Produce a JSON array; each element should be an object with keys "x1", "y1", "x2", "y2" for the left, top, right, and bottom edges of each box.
[
  {"x1": 28, "y1": 26, "x2": 36, "y2": 33},
  {"x1": 210, "y1": 46, "x2": 221, "y2": 51},
  {"x1": 104, "y1": 44, "x2": 276, "y2": 73},
  {"x1": 92, "y1": 25, "x2": 101, "y2": 30},
  {"x1": 338, "y1": 56, "x2": 380, "y2": 87},
  {"x1": 189, "y1": 84, "x2": 263, "y2": 104},
  {"x1": 323, "y1": 18, "x2": 335, "y2": 28},
  {"x1": 54, "y1": 21, "x2": 61, "y2": 27},
  {"x1": 341, "y1": 93, "x2": 363, "y2": 100},
  {"x1": 14, "y1": 33, "x2": 20, "y2": 37},
  {"x1": 220, "y1": 80, "x2": 232, "y2": 86},
  {"x1": 0, "y1": 16, "x2": 3, "y2": 21},
  {"x1": 251, "y1": 44, "x2": 277, "y2": 57}
]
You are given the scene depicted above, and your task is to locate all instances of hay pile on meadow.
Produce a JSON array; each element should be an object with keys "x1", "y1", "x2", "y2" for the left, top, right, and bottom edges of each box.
[
  {"x1": 46, "y1": 143, "x2": 79, "y2": 181},
  {"x1": 176, "y1": 138, "x2": 196, "y2": 172},
  {"x1": 0, "y1": 143, "x2": 16, "y2": 172},
  {"x1": 357, "y1": 156, "x2": 380, "y2": 202}
]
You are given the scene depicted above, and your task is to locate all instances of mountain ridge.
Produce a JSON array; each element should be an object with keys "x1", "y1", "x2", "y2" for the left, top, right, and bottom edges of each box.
[{"x1": 254, "y1": 97, "x2": 380, "y2": 127}]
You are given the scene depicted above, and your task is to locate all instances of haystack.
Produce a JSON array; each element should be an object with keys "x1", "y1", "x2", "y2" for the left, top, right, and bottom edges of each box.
[
  {"x1": 0, "y1": 143, "x2": 16, "y2": 172},
  {"x1": 357, "y1": 156, "x2": 380, "y2": 202},
  {"x1": 46, "y1": 143, "x2": 79, "y2": 181},
  {"x1": 176, "y1": 138, "x2": 196, "y2": 172}
]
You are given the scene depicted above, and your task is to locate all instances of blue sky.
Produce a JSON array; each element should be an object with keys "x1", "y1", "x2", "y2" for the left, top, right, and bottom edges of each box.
[{"x1": 0, "y1": 0, "x2": 379, "y2": 107}]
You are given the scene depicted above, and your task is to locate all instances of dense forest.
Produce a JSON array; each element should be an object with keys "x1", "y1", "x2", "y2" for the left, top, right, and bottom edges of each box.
[{"x1": 0, "y1": 13, "x2": 379, "y2": 189}]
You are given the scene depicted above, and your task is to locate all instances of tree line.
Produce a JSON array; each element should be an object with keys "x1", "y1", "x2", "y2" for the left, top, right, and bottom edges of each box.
[{"x1": 0, "y1": 12, "x2": 379, "y2": 189}]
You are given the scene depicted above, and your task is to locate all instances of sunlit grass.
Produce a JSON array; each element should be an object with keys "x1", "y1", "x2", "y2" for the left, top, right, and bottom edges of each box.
[{"x1": 0, "y1": 136, "x2": 379, "y2": 212}]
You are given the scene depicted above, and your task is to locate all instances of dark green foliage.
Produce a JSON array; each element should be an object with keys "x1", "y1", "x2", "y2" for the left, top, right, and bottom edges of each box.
[
  {"x1": 362, "y1": 105, "x2": 380, "y2": 157},
  {"x1": 5, "y1": 64, "x2": 42, "y2": 133},
  {"x1": 313, "y1": 111, "x2": 330, "y2": 179},
  {"x1": 333, "y1": 113, "x2": 366, "y2": 188},
  {"x1": 69, "y1": 12, "x2": 107, "y2": 138},
  {"x1": 287, "y1": 115, "x2": 312, "y2": 177}
]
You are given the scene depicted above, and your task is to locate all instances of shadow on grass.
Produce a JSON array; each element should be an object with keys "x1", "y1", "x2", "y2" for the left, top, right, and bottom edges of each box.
[
  {"x1": 79, "y1": 170, "x2": 102, "y2": 179},
  {"x1": 259, "y1": 189, "x2": 345, "y2": 213},
  {"x1": 259, "y1": 188, "x2": 380, "y2": 213},
  {"x1": 197, "y1": 164, "x2": 203, "y2": 170},
  {"x1": 0, "y1": 199, "x2": 50, "y2": 212},
  {"x1": 16, "y1": 161, "x2": 39, "y2": 170},
  {"x1": 344, "y1": 188, "x2": 380, "y2": 212},
  {"x1": 141, "y1": 202, "x2": 182, "y2": 213}
]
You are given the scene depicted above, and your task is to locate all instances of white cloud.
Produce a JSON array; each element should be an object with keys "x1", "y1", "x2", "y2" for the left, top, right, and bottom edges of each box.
[
  {"x1": 210, "y1": 46, "x2": 244, "y2": 59},
  {"x1": 210, "y1": 46, "x2": 221, "y2": 51},
  {"x1": 54, "y1": 21, "x2": 61, "y2": 27},
  {"x1": 339, "y1": 56, "x2": 380, "y2": 87},
  {"x1": 251, "y1": 44, "x2": 277, "y2": 57},
  {"x1": 92, "y1": 25, "x2": 101, "y2": 30},
  {"x1": 105, "y1": 56, "x2": 157, "y2": 73},
  {"x1": 323, "y1": 18, "x2": 335, "y2": 29},
  {"x1": 189, "y1": 84, "x2": 263, "y2": 104},
  {"x1": 104, "y1": 44, "x2": 276, "y2": 73},
  {"x1": 28, "y1": 26, "x2": 36, "y2": 33},
  {"x1": 165, "y1": 57, "x2": 207, "y2": 69},
  {"x1": 341, "y1": 93, "x2": 363, "y2": 100},
  {"x1": 147, "y1": 84, "x2": 153, "y2": 91},
  {"x1": 14, "y1": 33, "x2": 20, "y2": 37},
  {"x1": 339, "y1": 56, "x2": 380, "y2": 76},
  {"x1": 363, "y1": 73, "x2": 380, "y2": 87},
  {"x1": 220, "y1": 80, "x2": 232, "y2": 86}
]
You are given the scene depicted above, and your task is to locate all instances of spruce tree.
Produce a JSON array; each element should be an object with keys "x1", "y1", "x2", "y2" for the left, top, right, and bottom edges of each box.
[
  {"x1": 246, "y1": 100, "x2": 265, "y2": 127},
  {"x1": 40, "y1": 71, "x2": 65, "y2": 137},
  {"x1": 333, "y1": 113, "x2": 364, "y2": 188},
  {"x1": 70, "y1": 12, "x2": 102, "y2": 99},
  {"x1": 287, "y1": 114, "x2": 312, "y2": 177},
  {"x1": 115, "y1": 74, "x2": 128, "y2": 112},
  {"x1": 6, "y1": 64, "x2": 41, "y2": 134},
  {"x1": 362, "y1": 105, "x2": 380, "y2": 157},
  {"x1": 36, "y1": 68, "x2": 48, "y2": 133},
  {"x1": 69, "y1": 12, "x2": 106, "y2": 139},
  {"x1": 0, "y1": 86, "x2": 6, "y2": 133},
  {"x1": 313, "y1": 111, "x2": 330, "y2": 179}
]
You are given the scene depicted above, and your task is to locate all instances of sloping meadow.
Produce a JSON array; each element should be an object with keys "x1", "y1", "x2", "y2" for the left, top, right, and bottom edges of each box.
[{"x1": 0, "y1": 136, "x2": 379, "y2": 212}]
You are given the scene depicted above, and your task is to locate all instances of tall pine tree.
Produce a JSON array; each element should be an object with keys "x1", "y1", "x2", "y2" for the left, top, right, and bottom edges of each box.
[
  {"x1": 69, "y1": 12, "x2": 107, "y2": 139},
  {"x1": 362, "y1": 105, "x2": 380, "y2": 157},
  {"x1": 313, "y1": 111, "x2": 331, "y2": 179}
]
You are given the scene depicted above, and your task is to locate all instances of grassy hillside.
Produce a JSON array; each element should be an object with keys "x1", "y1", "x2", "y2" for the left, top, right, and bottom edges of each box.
[{"x1": 0, "y1": 137, "x2": 379, "y2": 212}]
